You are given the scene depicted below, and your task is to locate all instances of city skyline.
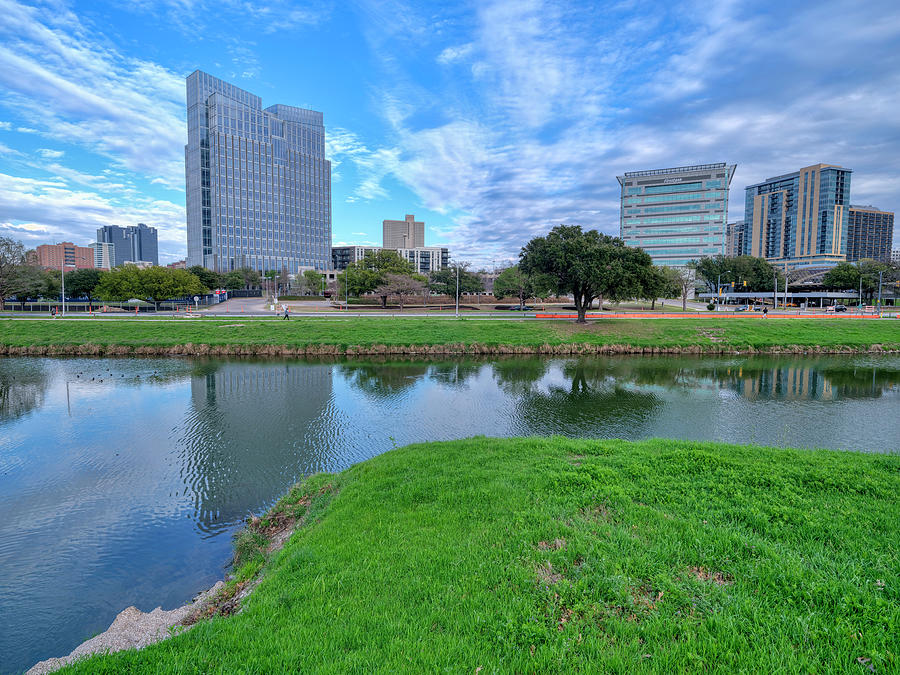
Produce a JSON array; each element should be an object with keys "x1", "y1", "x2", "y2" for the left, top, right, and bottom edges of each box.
[{"x1": 0, "y1": 0, "x2": 899, "y2": 266}]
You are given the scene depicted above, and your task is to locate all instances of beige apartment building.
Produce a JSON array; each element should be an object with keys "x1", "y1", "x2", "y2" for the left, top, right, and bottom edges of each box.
[{"x1": 383, "y1": 214, "x2": 424, "y2": 249}]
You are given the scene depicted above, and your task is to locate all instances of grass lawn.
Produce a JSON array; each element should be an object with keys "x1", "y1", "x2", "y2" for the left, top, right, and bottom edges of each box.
[
  {"x1": 62, "y1": 437, "x2": 899, "y2": 673},
  {"x1": 1, "y1": 317, "x2": 898, "y2": 352}
]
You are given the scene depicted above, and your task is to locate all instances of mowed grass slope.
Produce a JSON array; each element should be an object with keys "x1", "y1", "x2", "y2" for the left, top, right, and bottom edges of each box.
[
  {"x1": 1, "y1": 317, "x2": 899, "y2": 351},
  {"x1": 66, "y1": 437, "x2": 899, "y2": 674}
]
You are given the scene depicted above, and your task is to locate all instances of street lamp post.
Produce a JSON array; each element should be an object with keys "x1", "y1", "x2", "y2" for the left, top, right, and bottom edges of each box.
[
  {"x1": 455, "y1": 263, "x2": 460, "y2": 318},
  {"x1": 877, "y1": 270, "x2": 884, "y2": 310},
  {"x1": 773, "y1": 271, "x2": 778, "y2": 309},
  {"x1": 60, "y1": 251, "x2": 90, "y2": 317}
]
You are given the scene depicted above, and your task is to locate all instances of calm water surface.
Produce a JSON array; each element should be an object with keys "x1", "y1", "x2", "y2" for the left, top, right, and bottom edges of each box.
[{"x1": 1, "y1": 354, "x2": 898, "y2": 672}]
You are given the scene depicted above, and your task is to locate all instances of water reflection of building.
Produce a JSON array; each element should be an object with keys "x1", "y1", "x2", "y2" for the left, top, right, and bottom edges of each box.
[
  {"x1": 717, "y1": 363, "x2": 897, "y2": 401},
  {"x1": 0, "y1": 360, "x2": 48, "y2": 424},
  {"x1": 182, "y1": 362, "x2": 334, "y2": 533}
]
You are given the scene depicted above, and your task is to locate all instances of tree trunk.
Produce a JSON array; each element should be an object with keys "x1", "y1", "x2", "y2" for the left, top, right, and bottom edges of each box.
[
  {"x1": 381, "y1": 295, "x2": 387, "y2": 309},
  {"x1": 574, "y1": 293, "x2": 586, "y2": 323},
  {"x1": 651, "y1": 298, "x2": 656, "y2": 310},
  {"x1": 399, "y1": 297, "x2": 403, "y2": 311},
  {"x1": 597, "y1": 294, "x2": 603, "y2": 313},
  {"x1": 682, "y1": 290, "x2": 687, "y2": 312}
]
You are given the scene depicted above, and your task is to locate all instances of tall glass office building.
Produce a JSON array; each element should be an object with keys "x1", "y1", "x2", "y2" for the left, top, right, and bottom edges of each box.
[
  {"x1": 742, "y1": 164, "x2": 851, "y2": 267},
  {"x1": 617, "y1": 163, "x2": 736, "y2": 266},
  {"x1": 185, "y1": 70, "x2": 331, "y2": 273}
]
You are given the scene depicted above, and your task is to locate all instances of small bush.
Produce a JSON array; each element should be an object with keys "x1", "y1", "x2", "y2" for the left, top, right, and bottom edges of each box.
[{"x1": 707, "y1": 303, "x2": 716, "y2": 311}]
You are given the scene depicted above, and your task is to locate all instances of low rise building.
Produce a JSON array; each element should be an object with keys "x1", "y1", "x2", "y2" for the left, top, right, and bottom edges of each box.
[
  {"x1": 36, "y1": 242, "x2": 94, "y2": 269},
  {"x1": 331, "y1": 245, "x2": 448, "y2": 274}
]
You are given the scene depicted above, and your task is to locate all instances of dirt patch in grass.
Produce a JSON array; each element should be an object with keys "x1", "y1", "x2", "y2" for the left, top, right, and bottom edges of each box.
[
  {"x1": 537, "y1": 538, "x2": 567, "y2": 551},
  {"x1": 689, "y1": 566, "x2": 733, "y2": 586},
  {"x1": 536, "y1": 561, "x2": 564, "y2": 585},
  {"x1": 580, "y1": 502, "x2": 616, "y2": 524},
  {"x1": 697, "y1": 327, "x2": 726, "y2": 342}
]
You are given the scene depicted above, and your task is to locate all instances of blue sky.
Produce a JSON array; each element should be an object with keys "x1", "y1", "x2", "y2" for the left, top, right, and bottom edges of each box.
[{"x1": 0, "y1": 0, "x2": 898, "y2": 266}]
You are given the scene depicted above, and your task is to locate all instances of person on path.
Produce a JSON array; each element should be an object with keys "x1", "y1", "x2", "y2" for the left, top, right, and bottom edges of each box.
[
  {"x1": 282, "y1": 303, "x2": 289, "y2": 320},
  {"x1": 763, "y1": 307, "x2": 768, "y2": 318}
]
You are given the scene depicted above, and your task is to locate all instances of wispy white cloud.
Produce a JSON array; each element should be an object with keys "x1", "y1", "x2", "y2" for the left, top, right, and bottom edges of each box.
[
  {"x1": 37, "y1": 148, "x2": 64, "y2": 159},
  {"x1": 0, "y1": 0, "x2": 186, "y2": 189},
  {"x1": 0, "y1": 120, "x2": 10, "y2": 129},
  {"x1": 437, "y1": 43, "x2": 474, "y2": 64},
  {"x1": 0, "y1": 171, "x2": 185, "y2": 263}
]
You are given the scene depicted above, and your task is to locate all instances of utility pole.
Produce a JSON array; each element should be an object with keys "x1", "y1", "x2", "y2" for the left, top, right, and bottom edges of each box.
[
  {"x1": 773, "y1": 271, "x2": 777, "y2": 309},
  {"x1": 455, "y1": 263, "x2": 460, "y2": 318},
  {"x1": 877, "y1": 270, "x2": 884, "y2": 310}
]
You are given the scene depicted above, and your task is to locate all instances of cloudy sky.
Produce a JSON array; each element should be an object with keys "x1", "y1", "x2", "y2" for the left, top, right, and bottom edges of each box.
[{"x1": 0, "y1": 0, "x2": 898, "y2": 266}]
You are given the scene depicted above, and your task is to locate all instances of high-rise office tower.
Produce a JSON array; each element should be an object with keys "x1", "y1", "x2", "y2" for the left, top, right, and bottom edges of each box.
[
  {"x1": 96, "y1": 225, "x2": 130, "y2": 267},
  {"x1": 185, "y1": 70, "x2": 331, "y2": 273},
  {"x1": 846, "y1": 206, "x2": 893, "y2": 263},
  {"x1": 96, "y1": 224, "x2": 158, "y2": 266},
  {"x1": 128, "y1": 223, "x2": 158, "y2": 265},
  {"x1": 383, "y1": 214, "x2": 424, "y2": 249},
  {"x1": 617, "y1": 163, "x2": 736, "y2": 266},
  {"x1": 743, "y1": 164, "x2": 851, "y2": 267},
  {"x1": 89, "y1": 242, "x2": 115, "y2": 270}
]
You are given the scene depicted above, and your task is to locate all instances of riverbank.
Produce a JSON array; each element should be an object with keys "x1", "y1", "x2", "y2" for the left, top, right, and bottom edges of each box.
[
  {"x1": 49, "y1": 437, "x2": 898, "y2": 674},
  {"x1": 1, "y1": 317, "x2": 899, "y2": 354}
]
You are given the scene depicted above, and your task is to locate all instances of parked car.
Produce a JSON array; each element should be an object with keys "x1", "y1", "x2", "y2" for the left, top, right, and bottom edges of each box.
[
  {"x1": 753, "y1": 305, "x2": 766, "y2": 311},
  {"x1": 508, "y1": 305, "x2": 533, "y2": 311},
  {"x1": 735, "y1": 304, "x2": 750, "y2": 312},
  {"x1": 833, "y1": 304, "x2": 847, "y2": 312}
]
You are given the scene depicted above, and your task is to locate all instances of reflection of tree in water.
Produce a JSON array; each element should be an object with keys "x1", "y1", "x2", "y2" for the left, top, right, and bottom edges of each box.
[
  {"x1": 177, "y1": 361, "x2": 334, "y2": 535},
  {"x1": 512, "y1": 360, "x2": 662, "y2": 438},
  {"x1": 339, "y1": 359, "x2": 484, "y2": 399},
  {"x1": 559, "y1": 355, "x2": 900, "y2": 402},
  {"x1": 0, "y1": 359, "x2": 49, "y2": 424},
  {"x1": 492, "y1": 357, "x2": 550, "y2": 394}
]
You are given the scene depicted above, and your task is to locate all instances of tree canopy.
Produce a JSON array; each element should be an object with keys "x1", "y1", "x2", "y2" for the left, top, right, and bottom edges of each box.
[
  {"x1": 428, "y1": 263, "x2": 483, "y2": 301},
  {"x1": 519, "y1": 225, "x2": 655, "y2": 322},
  {"x1": 64, "y1": 268, "x2": 105, "y2": 299},
  {"x1": 338, "y1": 250, "x2": 416, "y2": 304},
  {"x1": 188, "y1": 265, "x2": 222, "y2": 290},
  {"x1": 96, "y1": 265, "x2": 207, "y2": 308},
  {"x1": 822, "y1": 259, "x2": 893, "y2": 300},
  {"x1": 373, "y1": 273, "x2": 425, "y2": 311},
  {"x1": 0, "y1": 236, "x2": 26, "y2": 305},
  {"x1": 691, "y1": 255, "x2": 784, "y2": 293}
]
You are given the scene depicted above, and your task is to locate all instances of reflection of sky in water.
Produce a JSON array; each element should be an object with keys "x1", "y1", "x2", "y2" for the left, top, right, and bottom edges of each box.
[{"x1": 0, "y1": 355, "x2": 898, "y2": 674}]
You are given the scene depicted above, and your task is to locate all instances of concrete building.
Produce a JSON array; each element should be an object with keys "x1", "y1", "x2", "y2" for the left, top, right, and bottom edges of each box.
[
  {"x1": 185, "y1": 70, "x2": 331, "y2": 273},
  {"x1": 36, "y1": 242, "x2": 94, "y2": 270},
  {"x1": 743, "y1": 163, "x2": 851, "y2": 268},
  {"x1": 167, "y1": 260, "x2": 187, "y2": 269},
  {"x1": 893, "y1": 249, "x2": 900, "y2": 265},
  {"x1": 617, "y1": 163, "x2": 736, "y2": 266},
  {"x1": 846, "y1": 206, "x2": 894, "y2": 263},
  {"x1": 331, "y1": 245, "x2": 448, "y2": 274},
  {"x1": 89, "y1": 242, "x2": 115, "y2": 270},
  {"x1": 725, "y1": 221, "x2": 748, "y2": 258},
  {"x1": 96, "y1": 224, "x2": 158, "y2": 267},
  {"x1": 383, "y1": 214, "x2": 424, "y2": 249}
]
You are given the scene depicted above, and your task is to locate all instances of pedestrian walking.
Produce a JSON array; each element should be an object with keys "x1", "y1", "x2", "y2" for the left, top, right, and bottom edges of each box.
[
  {"x1": 763, "y1": 307, "x2": 768, "y2": 318},
  {"x1": 282, "y1": 303, "x2": 290, "y2": 320}
]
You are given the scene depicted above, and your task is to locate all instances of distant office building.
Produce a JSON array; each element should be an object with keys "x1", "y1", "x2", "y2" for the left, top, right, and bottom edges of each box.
[
  {"x1": 128, "y1": 223, "x2": 158, "y2": 266},
  {"x1": 96, "y1": 226, "x2": 130, "y2": 267},
  {"x1": 36, "y1": 242, "x2": 94, "y2": 270},
  {"x1": 725, "y1": 221, "x2": 748, "y2": 258},
  {"x1": 96, "y1": 224, "x2": 158, "y2": 266},
  {"x1": 331, "y1": 245, "x2": 448, "y2": 274},
  {"x1": 167, "y1": 260, "x2": 187, "y2": 269},
  {"x1": 743, "y1": 164, "x2": 851, "y2": 267},
  {"x1": 89, "y1": 242, "x2": 115, "y2": 270},
  {"x1": 893, "y1": 249, "x2": 900, "y2": 265},
  {"x1": 383, "y1": 214, "x2": 425, "y2": 249},
  {"x1": 617, "y1": 163, "x2": 736, "y2": 266},
  {"x1": 846, "y1": 206, "x2": 893, "y2": 263},
  {"x1": 185, "y1": 70, "x2": 331, "y2": 273}
]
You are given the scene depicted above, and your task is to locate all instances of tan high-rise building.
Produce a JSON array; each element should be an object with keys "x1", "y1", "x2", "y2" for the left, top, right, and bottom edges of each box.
[
  {"x1": 383, "y1": 214, "x2": 424, "y2": 249},
  {"x1": 36, "y1": 242, "x2": 94, "y2": 270}
]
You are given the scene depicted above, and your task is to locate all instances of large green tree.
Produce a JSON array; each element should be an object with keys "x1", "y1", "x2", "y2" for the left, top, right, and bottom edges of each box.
[
  {"x1": 302, "y1": 269, "x2": 324, "y2": 296},
  {"x1": 373, "y1": 273, "x2": 426, "y2": 311},
  {"x1": 188, "y1": 265, "x2": 222, "y2": 290},
  {"x1": 519, "y1": 225, "x2": 654, "y2": 322},
  {"x1": 492, "y1": 265, "x2": 533, "y2": 306},
  {"x1": 0, "y1": 236, "x2": 26, "y2": 306},
  {"x1": 96, "y1": 266, "x2": 207, "y2": 309},
  {"x1": 823, "y1": 259, "x2": 892, "y2": 301},
  {"x1": 428, "y1": 263, "x2": 483, "y2": 302},
  {"x1": 64, "y1": 268, "x2": 105, "y2": 300},
  {"x1": 339, "y1": 250, "x2": 417, "y2": 306},
  {"x1": 692, "y1": 255, "x2": 783, "y2": 293}
]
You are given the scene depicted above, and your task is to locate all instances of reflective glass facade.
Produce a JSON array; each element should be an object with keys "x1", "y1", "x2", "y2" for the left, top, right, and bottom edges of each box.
[
  {"x1": 743, "y1": 164, "x2": 851, "y2": 267},
  {"x1": 185, "y1": 70, "x2": 331, "y2": 273},
  {"x1": 846, "y1": 206, "x2": 893, "y2": 263},
  {"x1": 617, "y1": 163, "x2": 736, "y2": 266}
]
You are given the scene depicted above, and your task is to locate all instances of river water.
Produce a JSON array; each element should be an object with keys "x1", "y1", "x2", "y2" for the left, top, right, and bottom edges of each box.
[{"x1": 1, "y1": 355, "x2": 898, "y2": 672}]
